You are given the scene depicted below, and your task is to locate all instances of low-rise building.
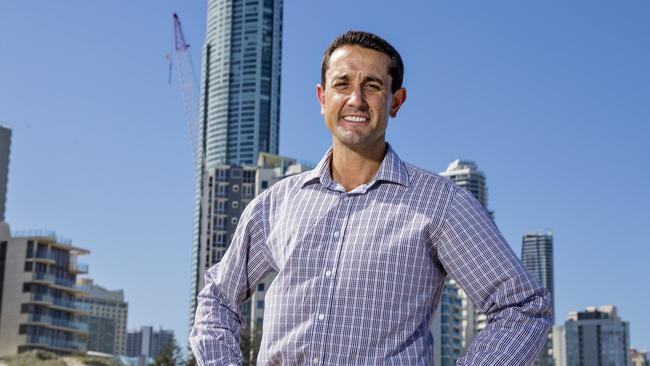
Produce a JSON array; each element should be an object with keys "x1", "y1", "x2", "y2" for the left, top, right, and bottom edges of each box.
[
  {"x1": 0, "y1": 223, "x2": 90, "y2": 356},
  {"x1": 78, "y1": 278, "x2": 128, "y2": 355},
  {"x1": 565, "y1": 305, "x2": 630, "y2": 366}
]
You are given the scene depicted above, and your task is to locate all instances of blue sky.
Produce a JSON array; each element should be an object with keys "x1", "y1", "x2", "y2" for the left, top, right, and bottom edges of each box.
[{"x1": 1, "y1": 0, "x2": 649, "y2": 352}]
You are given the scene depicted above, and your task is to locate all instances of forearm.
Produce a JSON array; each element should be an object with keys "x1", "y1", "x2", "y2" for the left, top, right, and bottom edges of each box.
[
  {"x1": 458, "y1": 286, "x2": 552, "y2": 365},
  {"x1": 189, "y1": 278, "x2": 244, "y2": 365}
]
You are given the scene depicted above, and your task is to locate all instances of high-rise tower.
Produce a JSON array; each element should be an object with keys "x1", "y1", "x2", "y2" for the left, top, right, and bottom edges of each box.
[
  {"x1": 199, "y1": 0, "x2": 283, "y2": 167},
  {"x1": 522, "y1": 231, "x2": 555, "y2": 366},
  {"x1": 522, "y1": 231, "x2": 554, "y2": 321},
  {"x1": 189, "y1": 0, "x2": 283, "y2": 329},
  {"x1": 0, "y1": 125, "x2": 11, "y2": 222}
]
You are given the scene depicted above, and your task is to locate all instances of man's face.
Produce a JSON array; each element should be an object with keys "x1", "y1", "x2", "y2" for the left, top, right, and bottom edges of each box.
[{"x1": 317, "y1": 45, "x2": 406, "y2": 151}]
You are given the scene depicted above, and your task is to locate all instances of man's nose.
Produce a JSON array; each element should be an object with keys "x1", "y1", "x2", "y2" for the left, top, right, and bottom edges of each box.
[{"x1": 347, "y1": 86, "x2": 368, "y2": 108}]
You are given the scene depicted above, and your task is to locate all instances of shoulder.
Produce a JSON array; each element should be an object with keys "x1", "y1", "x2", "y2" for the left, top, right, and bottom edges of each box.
[
  {"x1": 403, "y1": 161, "x2": 460, "y2": 196},
  {"x1": 250, "y1": 170, "x2": 312, "y2": 205}
]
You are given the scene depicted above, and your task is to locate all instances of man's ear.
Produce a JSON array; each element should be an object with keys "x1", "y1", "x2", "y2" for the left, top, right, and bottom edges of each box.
[
  {"x1": 316, "y1": 84, "x2": 326, "y2": 115},
  {"x1": 390, "y1": 88, "x2": 407, "y2": 118}
]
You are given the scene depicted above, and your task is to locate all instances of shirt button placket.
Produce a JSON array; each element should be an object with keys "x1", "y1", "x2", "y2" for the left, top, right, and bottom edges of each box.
[{"x1": 313, "y1": 194, "x2": 351, "y2": 365}]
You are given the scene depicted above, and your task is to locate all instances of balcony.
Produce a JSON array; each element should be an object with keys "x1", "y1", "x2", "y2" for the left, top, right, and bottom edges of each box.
[
  {"x1": 68, "y1": 261, "x2": 89, "y2": 274},
  {"x1": 26, "y1": 335, "x2": 86, "y2": 353},
  {"x1": 31, "y1": 272, "x2": 55, "y2": 283},
  {"x1": 52, "y1": 277, "x2": 88, "y2": 293},
  {"x1": 12, "y1": 229, "x2": 72, "y2": 245},
  {"x1": 51, "y1": 317, "x2": 89, "y2": 332},
  {"x1": 26, "y1": 313, "x2": 89, "y2": 333},
  {"x1": 27, "y1": 293, "x2": 90, "y2": 314},
  {"x1": 52, "y1": 296, "x2": 91, "y2": 313},
  {"x1": 29, "y1": 292, "x2": 53, "y2": 304},
  {"x1": 27, "y1": 313, "x2": 52, "y2": 325},
  {"x1": 31, "y1": 250, "x2": 56, "y2": 263}
]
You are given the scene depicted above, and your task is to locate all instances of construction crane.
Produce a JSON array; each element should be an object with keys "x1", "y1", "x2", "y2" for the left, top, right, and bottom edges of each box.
[
  {"x1": 170, "y1": 13, "x2": 207, "y2": 328},
  {"x1": 170, "y1": 12, "x2": 200, "y2": 168}
]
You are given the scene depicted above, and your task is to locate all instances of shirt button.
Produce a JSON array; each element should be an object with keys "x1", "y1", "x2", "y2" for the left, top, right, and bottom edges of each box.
[
  {"x1": 312, "y1": 357, "x2": 319, "y2": 365},
  {"x1": 325, "y1": 270, "x2": 332, "y2": 277},
  {"x1": 333, "y1": 231, "x2": 339, "y2": 237},
  {"x1": 317, "y1": 313, "x2": 325, "y2": 321}
]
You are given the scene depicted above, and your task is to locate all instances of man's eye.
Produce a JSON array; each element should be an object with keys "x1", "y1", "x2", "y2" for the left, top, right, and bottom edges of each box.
[
  {"x1": 365, "y1": 84, "x2": 381, "y2": 90},
  {"x1": 334, "y1": 82, "x2": 348, "y2": 88}
]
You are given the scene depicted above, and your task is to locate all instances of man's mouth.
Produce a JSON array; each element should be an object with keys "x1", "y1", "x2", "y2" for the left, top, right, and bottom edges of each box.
[{"x1": 341, "y1": 115, "x2": 369, "y2": 123}]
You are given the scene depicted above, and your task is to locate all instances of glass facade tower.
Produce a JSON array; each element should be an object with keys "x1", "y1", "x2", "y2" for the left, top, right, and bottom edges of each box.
[
  {"x1": 522, "y1": 231, "x2": 555, "y2": 366},
  {"x1": 189, "y1": 0, "x2": 283, "y2": 329}
]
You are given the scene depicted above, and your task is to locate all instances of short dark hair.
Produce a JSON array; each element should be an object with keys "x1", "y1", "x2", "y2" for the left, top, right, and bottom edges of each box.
[{"x1": 320, "y1": 31, "x2": 404, "y2": 93}]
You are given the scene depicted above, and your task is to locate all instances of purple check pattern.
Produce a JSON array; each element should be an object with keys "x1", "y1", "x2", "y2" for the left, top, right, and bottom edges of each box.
[{"x1": 190, "y1": 144, "x2": 552, "y2": 365}]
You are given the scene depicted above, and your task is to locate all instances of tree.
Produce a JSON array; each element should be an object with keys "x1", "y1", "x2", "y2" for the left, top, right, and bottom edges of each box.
[
  {"x1": 154, "y1": 339, "x2": 183, "y2": 366},
  {"x1": 240, "y1": 326, "x2": 263, "y2": 366},
  {"x1": 184, "y1": 348, "x2": 197, "y2": 366}
]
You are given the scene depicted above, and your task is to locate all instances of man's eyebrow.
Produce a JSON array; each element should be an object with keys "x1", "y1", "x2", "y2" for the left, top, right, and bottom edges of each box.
[
  {"x1": 331, "y1": 74, "x2": 349, "y2": 82},
  {"x1": 363, "y1": 75, "x2": 384, "y2": 85}
]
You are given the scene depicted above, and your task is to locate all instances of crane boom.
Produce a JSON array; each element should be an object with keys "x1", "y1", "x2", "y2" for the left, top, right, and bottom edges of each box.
[{"x1": 172, "y1": 13, "x2": 200, "y2": 167}]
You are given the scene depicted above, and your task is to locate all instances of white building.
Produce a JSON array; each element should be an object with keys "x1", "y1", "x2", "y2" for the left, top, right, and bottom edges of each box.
[
  {"x1": 552, "y1": 325, "x2": 566, "y2": 366},
  {"x1": 0, "y1": 223, "x2": 90, "y2": 356}
]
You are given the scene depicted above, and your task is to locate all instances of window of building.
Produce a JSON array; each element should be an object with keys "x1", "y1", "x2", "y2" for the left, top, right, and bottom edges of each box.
[
  {"x1": 216, "y1": 168, "x2": 228, "y2": 181},
  {"x1": 257, "y1": 300, "x2": 264, "y2": 309},
  {"x1": 217, "y1": 183, "x2": 228, "y2": 197},
  {"x1": 257, "y1": 283, "x2": 265, "y2": 292},
  {"x1": 242, "y1": 184, "x2": 254, "y2": 198},
  {"x1": 216, "y1": 200, "x2": 227, "y2": 213}
]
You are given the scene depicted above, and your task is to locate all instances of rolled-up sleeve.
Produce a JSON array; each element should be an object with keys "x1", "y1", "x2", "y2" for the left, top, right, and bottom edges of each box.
[
  {"x1": 189, "y1": 194, "x2": 275, "y2": 365},
  {"x1": 435, "y1": 187, "x2": 552, "y2": 365}
]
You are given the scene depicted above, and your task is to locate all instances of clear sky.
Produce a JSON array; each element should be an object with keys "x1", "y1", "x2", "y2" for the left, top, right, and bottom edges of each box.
[{"x1": 1, "y1": 0, "x2": 649, "y2": 352}]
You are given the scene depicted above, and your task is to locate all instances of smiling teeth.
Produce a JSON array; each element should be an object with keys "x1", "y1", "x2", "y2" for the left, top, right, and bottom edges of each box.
[{"x1": 343, "y1": 116, "x2": 368, "y2": 122}]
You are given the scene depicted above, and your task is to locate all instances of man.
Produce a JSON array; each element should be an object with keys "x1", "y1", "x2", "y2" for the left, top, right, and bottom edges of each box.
[{"x1": 190, "y1": 31, "x2": 552, "y2": 365}]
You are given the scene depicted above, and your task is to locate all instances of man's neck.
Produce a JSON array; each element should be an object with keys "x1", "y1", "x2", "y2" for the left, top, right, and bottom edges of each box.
[{"x1": 330, "y1": 141, "x2": 387, "y2": 192}]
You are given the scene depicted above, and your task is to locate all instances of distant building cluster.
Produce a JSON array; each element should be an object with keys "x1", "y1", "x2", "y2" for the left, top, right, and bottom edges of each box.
[
  {"x1": 126, "y1": 326, "x2": 175, "y2": 360},
  {"x1": 0, "y1": 124, "x2": 177, "y2": 363}
]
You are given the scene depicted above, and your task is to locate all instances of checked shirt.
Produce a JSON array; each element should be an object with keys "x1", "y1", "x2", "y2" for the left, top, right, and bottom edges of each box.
[{"x1": 189, "y1": 144, "x2": 552, "y2": 365}]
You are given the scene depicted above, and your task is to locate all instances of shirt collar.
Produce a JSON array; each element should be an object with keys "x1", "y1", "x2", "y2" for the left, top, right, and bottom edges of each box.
[{"x1": 300, "y1": 143, "x2": 410, "y2": 189}]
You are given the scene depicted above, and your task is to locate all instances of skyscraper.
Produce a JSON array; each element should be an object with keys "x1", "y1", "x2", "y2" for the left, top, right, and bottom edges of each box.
[
  {"x1": 189, "y1": 0, "x2": 284, "y2": 330},
  {"x1": 0, "y1": 125, "x2": 11, "y2": 222},
  {"x1": 522, "y1": 231, "x2": 554, "y2": 366},
  {"x1": 565, "y1": 305, "x2": 631, "y2": 366},
  {"x1": 440, "y1": 159, "x2": 492, "y2": 349},
  {"x1": 198, "y1": 0, "x2": 283, "y2": 167},
  {"x1": 522, "y1": 231, "x2": 554, "y2": 319}
]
